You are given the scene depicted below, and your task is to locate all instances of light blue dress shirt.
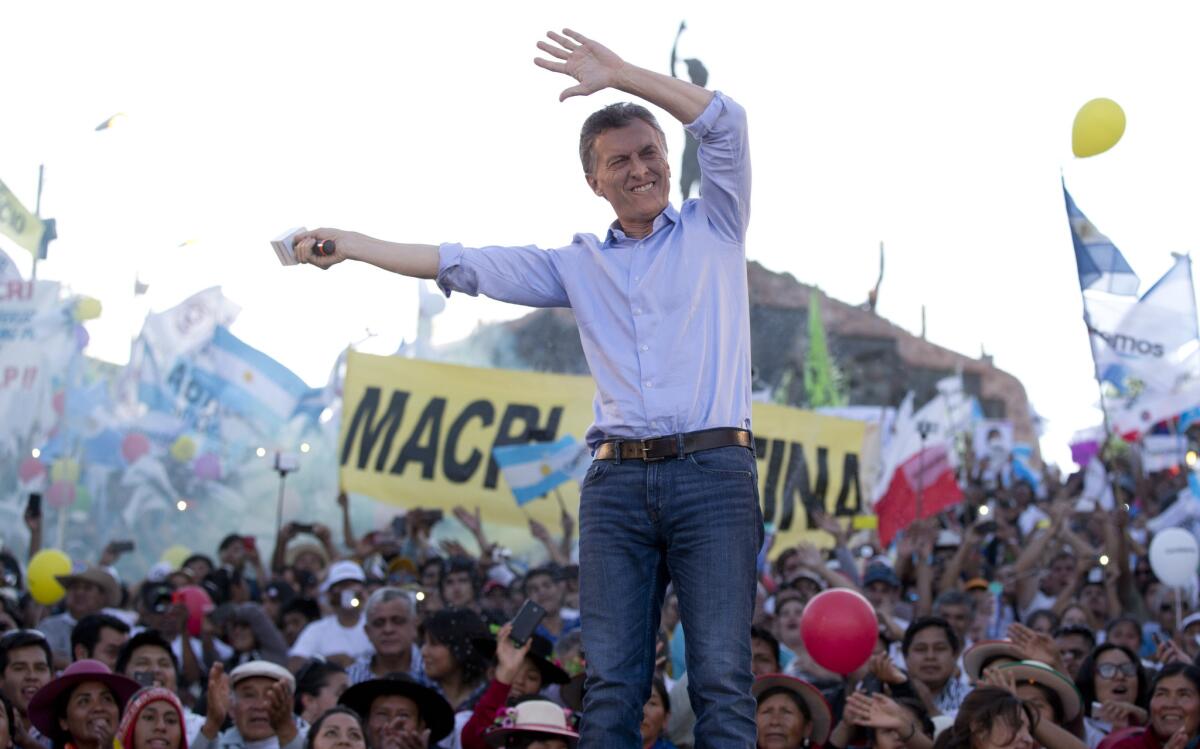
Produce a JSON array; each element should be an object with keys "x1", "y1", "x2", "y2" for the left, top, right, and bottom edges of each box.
[{"x1": 437, "y1": 92, "x2": 752, "y2": 448}]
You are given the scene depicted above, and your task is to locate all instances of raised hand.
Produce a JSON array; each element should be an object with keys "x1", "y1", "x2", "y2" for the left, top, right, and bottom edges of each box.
[
  {"x1": 534, "y1": 29, "x2": 627, "y2": 102},
  {"x1": 203, "y1": 662, "x2": 230, "y2": 738},
  {"x1": 1097, "y1": 701, "x2": 1148, "y2": 730},
  {"x1": 981, "y1": 665, "x2": 1019, "y2": 696},
  {"x1": 453, "y1": 505, "x2": 484, "y2": 537},
  {"x1": 529, "y1": 518, "x2": 552, "y2": 544},
  {"x1": 867, "y1": 653, "x2": 907, "y2": 685},
  {"x1": 495, "y1": 623, "x2": 534, "y2": 685},
  {"x1": 1007, "y1": 623, "x2": 1065, "y2": 672},
  {"x1": 266, "y1": 680, "x2": 298, "y2": 742}
]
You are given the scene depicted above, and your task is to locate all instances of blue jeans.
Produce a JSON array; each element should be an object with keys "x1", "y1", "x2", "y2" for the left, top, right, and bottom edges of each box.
[{"x1": 578, "y1": 445, "x2": 763, "y2": 749}]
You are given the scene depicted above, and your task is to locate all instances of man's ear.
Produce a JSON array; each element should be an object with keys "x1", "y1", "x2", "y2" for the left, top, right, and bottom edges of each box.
[
  {"x1": 585, "y1": 174, "x2": 603, "y2": 198},
  {"x1": 73, "y1": 644, "x2": 88, "y2": 662}
]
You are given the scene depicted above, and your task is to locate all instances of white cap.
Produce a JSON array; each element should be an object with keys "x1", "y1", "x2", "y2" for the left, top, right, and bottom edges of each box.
[
  {"x1": 1182, "y1": 612, "x2": 1200, "y2": 631},
  {"x1": 229, "y1": 660, "x2": 296, "y2": 691},
  {"x1": 320, "y1": 560, "x2": 366, "y2": 593}
]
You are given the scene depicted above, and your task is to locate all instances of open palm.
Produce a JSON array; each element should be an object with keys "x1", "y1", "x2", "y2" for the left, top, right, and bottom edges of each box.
[{"x1": 534, "y1": 29, "x2": 626, "y2": 101}]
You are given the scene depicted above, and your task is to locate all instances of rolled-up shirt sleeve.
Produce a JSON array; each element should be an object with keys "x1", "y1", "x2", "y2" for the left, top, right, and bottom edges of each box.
[
  {"x1": 685, "y1": 91, "x2": 751, "y2": 244},
  {"x1": 436, "y1": 242, "x2": 570, "y2": 308}
]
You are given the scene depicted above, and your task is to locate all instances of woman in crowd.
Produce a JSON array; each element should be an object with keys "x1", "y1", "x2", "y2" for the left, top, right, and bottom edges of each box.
[
  {"x1": 222, "y1": 603, "x2": 290, "y2": 668},
  {"x1": 1075, "y1": 644, "x2": 1150, "y2": 748},
  {"x1": 483, "y1": 699, "x2": 578, "y2": 748},
  {"x1": 461, "y1": 623, "x2": 570, "y2": 749},
  {"x1": 116, "y1": 687, "x2": 188, "y2": 749},
  {"x1": 991, "y1": 660, "x2": 1087, "y2": 749},
  {"x1": 930, "y1": 686, "x2": 1036, "y2": 749},
  {"x1": 641, "y1": 678, "x2": 674, "y2": 749},
  {"x1": 27, "y1": 660, "x2": 141, "y2": 749},
  {"x1": 1026, "y1": 611, "x2": 1060, "y2": 637},
  {"x1": 1100, "y1": 663, "x2": 1200, "y2": 749},
  {"x1": 828, "y1": 691, "x2": 933, "y2": 749},
  {"x1": 294, "y1": 660, "x2": 350, "y2": 727},
  {"x1": 420, "y1": 609, "x2": 492, "y2": 710},
  {"x1": 305, "y1": 707, "x2": 366, "y2": 749},
  {"x1": 751, "y1": 674, "x2": 833, "y2": 749}
]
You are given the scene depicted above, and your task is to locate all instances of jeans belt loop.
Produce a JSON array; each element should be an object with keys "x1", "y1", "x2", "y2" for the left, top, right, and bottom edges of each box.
[
  {"x1": 614, "y1": 439, "x2": 623, "y2": 465},
  {"x1": 676, "y1": 433, "x2": 685, "y2": 459}
]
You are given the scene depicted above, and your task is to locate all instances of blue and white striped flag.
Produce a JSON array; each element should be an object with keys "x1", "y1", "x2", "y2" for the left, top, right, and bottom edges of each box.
[
  {"x1": 199, "y1": 326, "x2": 316, "y2": 427},
  {"x1": 1064, "y1": 184, "x2": 1140, "y2": 297},
  {"x1": 492, "y1": 436, "x2": 591, "y2": 505}
]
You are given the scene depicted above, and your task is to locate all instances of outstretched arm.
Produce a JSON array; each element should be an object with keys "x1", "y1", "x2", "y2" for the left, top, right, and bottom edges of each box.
[
  {"x1": 294, "y1": 228, "x2": 439, "y2": 277},
  {"x1": 534, "y1": 29, "x2": 713, "y2": 125}
]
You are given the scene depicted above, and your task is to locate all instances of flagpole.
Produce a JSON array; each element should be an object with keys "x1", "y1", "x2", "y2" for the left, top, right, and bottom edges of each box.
[{"x1": 30, "y1": 165, "x2": 43, "y2": 281}]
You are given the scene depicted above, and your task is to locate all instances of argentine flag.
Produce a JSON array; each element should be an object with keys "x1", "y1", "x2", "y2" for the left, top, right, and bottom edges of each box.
[
  {"x1": 492, "y1": 436, "x2": 591, "y2": 505},
  {"x1": 201, "y1": 326, "x2": 317, "y2": 428}
]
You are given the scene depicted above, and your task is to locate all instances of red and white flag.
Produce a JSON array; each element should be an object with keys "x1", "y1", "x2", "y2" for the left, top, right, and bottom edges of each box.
[{"x1": 873, "y1": 392, "x2": 965, "y2": 546}]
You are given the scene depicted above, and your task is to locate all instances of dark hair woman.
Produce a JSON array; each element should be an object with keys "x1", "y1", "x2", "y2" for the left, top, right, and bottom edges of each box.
[
  {"x1": 1076, "y1": 644, "x2": 1150, "y2": 748},
  {"x1": 419, "y1": 609, "x2": 492, "y2": 710},
  {"x1": 1099, "y1": 663, "x2": 1200, "y2": 749},
  {"x1": 931, "y1": 686, "x2": 1036, "y2": 749},
  {"x1": 305, "y1": 706, "x2": 366, "y2": 749},
  {"x1": 752, "y1": 674, "x2": 833, "y2": 749},
  {"x1": 116, "y1": 687, "x2": 188, "y2": 749},
  {"x1": 27, "y1": 660, "x2": 140, "y2": 749}
]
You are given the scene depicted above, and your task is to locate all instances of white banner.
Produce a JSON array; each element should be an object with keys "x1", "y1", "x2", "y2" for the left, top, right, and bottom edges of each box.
[{"x1": 0, "y1": 280, "x2": 74, "y2": 449}]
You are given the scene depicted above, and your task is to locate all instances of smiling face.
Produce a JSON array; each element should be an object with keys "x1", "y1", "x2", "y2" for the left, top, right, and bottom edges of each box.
[
  {"x1": 585, "y1": 119, "x2": 671, "y2": 238},
  {"x1": 907, "y1": 626, "x2": 957, "y2": 691},
  {"x1": 1151, "y1": 673, "x2": 1200, "y2": 739},
  {"x1": 57, "y1": 681, "x2": 119, "y2": 749},
  {"x1": 2, "y1": 645, "x2": 51, "y2": 713},
  {"x1": 133, "y1": 700, "x2": 182, "y2": 749}
]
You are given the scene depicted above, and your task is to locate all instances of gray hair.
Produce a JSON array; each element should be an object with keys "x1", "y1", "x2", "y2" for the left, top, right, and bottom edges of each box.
[
  {"x1": 578, "y1": 102, "x2": 667, "y2": 175},
  {"x1": 364, "y1": 586, "x2": 415, "y2": 621}
]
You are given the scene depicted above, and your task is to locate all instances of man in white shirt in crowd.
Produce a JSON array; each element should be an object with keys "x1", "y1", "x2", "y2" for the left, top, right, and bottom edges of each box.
[{"x1": 288, "y1": 561, "x2": 372, "y2": 670}]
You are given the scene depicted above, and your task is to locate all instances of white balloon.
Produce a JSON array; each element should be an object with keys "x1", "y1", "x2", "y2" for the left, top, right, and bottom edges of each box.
[{"x1": 1149, "y1": 527, "x2": 1200, "y2": 588}]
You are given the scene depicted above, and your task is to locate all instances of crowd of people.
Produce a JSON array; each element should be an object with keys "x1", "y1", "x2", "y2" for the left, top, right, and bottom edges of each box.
[{"x1": 0, "y1": 447, "x2": 1197, "y2": 749}]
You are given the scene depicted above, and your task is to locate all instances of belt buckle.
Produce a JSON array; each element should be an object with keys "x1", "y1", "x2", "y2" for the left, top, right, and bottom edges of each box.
[{"x1": 640, "y1": 440, "x2": 664, "y2": 462}]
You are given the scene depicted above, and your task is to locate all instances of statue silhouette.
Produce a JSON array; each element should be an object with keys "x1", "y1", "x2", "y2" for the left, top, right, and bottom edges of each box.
[{"x1": 670, "y1": 22, "x2": 708, "y2": 200}]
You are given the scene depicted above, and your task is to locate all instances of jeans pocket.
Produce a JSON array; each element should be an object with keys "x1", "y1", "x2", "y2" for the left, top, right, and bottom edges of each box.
[
  {"x1": 686, "y1": 446, "x2": 754, "y2": 478},
  {"x1": 582, "y1": 459, "x2": 612, "y2": 487}
]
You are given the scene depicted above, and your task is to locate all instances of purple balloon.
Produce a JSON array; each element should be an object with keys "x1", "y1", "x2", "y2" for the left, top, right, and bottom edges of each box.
[
  {"x1": 74, "y1": 324, "x2": 90, "y2": 350},
  {"x1": 194, "y1": 452, "x2": 221, "y2": 481}
]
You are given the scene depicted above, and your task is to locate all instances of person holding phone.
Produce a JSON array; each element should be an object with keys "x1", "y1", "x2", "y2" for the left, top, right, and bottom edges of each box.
[
  {"x1": 288, "y1": 562, "x2": 372, "y2": 672},
  {"x1": 292, "y1": 26, "x2": 759, "y2": 749},
  {"x1": 460, "y1": 622, "x2": 571, "y2": 749}
]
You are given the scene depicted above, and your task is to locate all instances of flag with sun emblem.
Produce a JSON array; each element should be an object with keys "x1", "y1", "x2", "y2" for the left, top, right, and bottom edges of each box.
[
  {"x1": 199, "y1": 325, "x2": 318, "y2": 429},
  {"x1": 492, "y1": 435, "x2": 591, "y2": 505}
]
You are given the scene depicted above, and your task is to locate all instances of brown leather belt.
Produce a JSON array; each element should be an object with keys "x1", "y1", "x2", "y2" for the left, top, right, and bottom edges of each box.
[{"x1": 594, "y1": 428, "x2": 754, "y2": 462}]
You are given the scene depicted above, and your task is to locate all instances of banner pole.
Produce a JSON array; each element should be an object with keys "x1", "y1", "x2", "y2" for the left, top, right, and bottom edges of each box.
[{"x1": 31, "y1": 165, "x2": 43, "y2": 281}]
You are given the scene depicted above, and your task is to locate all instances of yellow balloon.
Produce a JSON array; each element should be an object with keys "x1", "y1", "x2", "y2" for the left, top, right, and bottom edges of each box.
[
  {"x1": 73, "y1": 297, "x2": 103, "y2": 322},
  {"x1": 161, "y1": 544, "x2": 192, "y2": 569},
  {"x1": 1073, "y1": 98, "x2": 1126, "y2": 158},
  {"x1": 50, "y1": 458, "x2": 81, "y2": 484},
  {"x1": 28, "y1": 549, "x2": 72, "y2": 605},
  {"x1": 170, "y1": 436, "x2": 196, "y2": 462}
]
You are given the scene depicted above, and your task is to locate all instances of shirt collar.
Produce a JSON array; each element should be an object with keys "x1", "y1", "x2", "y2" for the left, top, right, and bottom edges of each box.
[{"x1": 604, "y1": 203, "x2": 679, "y2": 246}]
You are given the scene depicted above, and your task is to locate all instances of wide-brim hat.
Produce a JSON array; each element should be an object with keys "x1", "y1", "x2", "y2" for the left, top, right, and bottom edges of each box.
[
  {"x1": 752, "y1": 674, "x2": 833, "y2": 745},
  {"x1": 998, "y1": 660, "x2": 1082, "y2": 723},
  {"x1": 339, "y1": 673, "x2": 454, "y2": 742},
  {"x1": 484, "y1": 699, "x2": 579, "y2": 747},
  {"x1": 28, "y1": 659, "x2": 141, "y2": 739},
  {"x1": 56, "y1": 567, "x2": 120, "y2": 607},
  {"x1": 472, "y1": 633, "x2": 570, "y2": 686},
  {"x1": 963, "y1": 640, "x2": 1025, "y2": 682}
]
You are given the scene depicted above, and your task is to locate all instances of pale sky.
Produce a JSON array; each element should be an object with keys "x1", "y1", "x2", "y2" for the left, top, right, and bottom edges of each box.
[{"x1": 4, "y1": 1, "x2": 1200, "y2": 470}]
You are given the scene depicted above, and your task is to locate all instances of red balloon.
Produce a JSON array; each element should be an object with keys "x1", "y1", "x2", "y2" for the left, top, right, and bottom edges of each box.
[
  {"x1": 18, "y1": 458, "x2": 45, "y2": 483},
  {"x1": 46, "y1": 481, "x2": 76, "y2": 509},
  {"x1": 799, "y1": 588, "x2": 878, "y2": 675},
  {"x1": 121, "y1": 432, "x2": 151, "y2": 464},
  {"x1": 173, "y1": 586, "x2": 214, "y2": 637}
]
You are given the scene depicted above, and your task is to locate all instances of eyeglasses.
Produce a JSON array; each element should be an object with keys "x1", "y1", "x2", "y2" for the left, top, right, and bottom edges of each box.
[{"x1": 1096, "y1": 662, "x2": 1137, "y2": 679}]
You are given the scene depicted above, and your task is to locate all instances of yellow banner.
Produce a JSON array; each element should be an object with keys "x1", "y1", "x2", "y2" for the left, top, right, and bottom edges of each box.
[
  {"x1": 339, "y1": 352, "x2": 868, "y2": 551},
  {"x1": 0, "y1": 179, "x2": 46, "y2": 258}
]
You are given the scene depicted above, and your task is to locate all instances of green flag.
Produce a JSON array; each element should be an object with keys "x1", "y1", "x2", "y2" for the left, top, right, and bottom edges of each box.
[
  {"x1": 0, "y1": 178, "x2": 49, "y2": 258},
  {"x1": 804, "y1": 289, "x2": 847, "y2": 407}
]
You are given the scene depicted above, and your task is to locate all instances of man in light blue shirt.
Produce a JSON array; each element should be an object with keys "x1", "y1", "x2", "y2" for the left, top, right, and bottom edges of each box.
[{"x1": 295, "y1": 28, "x2": 760, "y2": 749}]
